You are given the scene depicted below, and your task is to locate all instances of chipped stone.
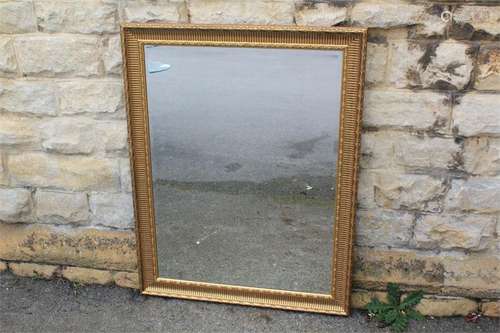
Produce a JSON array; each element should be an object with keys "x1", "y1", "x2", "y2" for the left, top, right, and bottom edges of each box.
[
  {"x1": 0, "y1": 37, "x2": 17, "y2": 76},
  {"x1": 39, "y1": 117, "x2": 97, "y2": 155},
  {"x1": 413, "y1": 214, "x2": 496, "y2": 251},
  {"x1": 89, "y1": 192, "x2": 134, "y2": 229},
  {"x1": 446, "y1": 178, "x2": 500, "y2": 213},
  {"x1": 103, "y1": 35, "x2": 122, "y2": 75},
  {"x1": 476, "y1": 45, "x2": 500, "y2": 91},
  {"x1": 113, "y1": 271, "x2": 139, "y2": 289},
  {"x1": 453, "y1": 93, "x2": 500, "y2": 136},
  {"x1": 0, "y1": 80, "x2": 58, "y2": 116},
  {"x1": 9, "y1": 262, "x2": 58, "y2": 279},
  {"x1": 414, "y1": 295, "x2": 478, "y2": 317},
  {"x1": 62, "y1": 266, "x2": 113, "y2": 285},
  {"x1": 454, "y1": 6, "x2": 500, "y2": 36},
  {"x1": 351, "y1": 3, "x2": 423, "y2": 28},
  {"x1": 35, "y1": 190, "x2": 89, "y2": 225},
  {"x1": 59, "y1": 80, "x2": 124, "y2": 115},
  {"x1": 464, "y1": 137, "x2": 500, "y2": 176},
  {"x1": 0, "y1": 188, "x2": 32, "y2": 223},
  {"x1": 0, "y1": 1, "x2": 37, "y2": 33},
  {"x1": 482, "y1": 301, "x2": 500, "y2": 317},
  {"x1": 295, "y1": 3, "x2": 347, "y2": 26},
  {"x1": 356, "y1": 209, "x2": 414, "y2": 247}
]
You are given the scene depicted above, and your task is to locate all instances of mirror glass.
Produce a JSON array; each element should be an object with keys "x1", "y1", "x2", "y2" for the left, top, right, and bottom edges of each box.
[{"x1": 145, "y1": 45, "x2": 343, "y2": 294}]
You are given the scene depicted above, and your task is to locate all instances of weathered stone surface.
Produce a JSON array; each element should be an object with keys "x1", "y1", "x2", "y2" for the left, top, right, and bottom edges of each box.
[
  {"x1": 189, "y1": 0, "x2": 294, "y2": 24},
  {"x1": 15, "y1": 36, "x2": 101, "y2": 77},
  {"x1": 0, "y1": 188, "x2": 32, "y2": 223},
  {"x1": 295, "y1": 3, "x2": 347, "y2": 26},
  {"x1": 414, "y1": 296, "x2": 478, "y2": 317},
  {"x1": 62, "y1": 266, "x2": 113, "y2": 285},
  {"x1": 0, "y1": 1, "x2": 37, "y2": 33},
  {"x1": 0, "y1": 261, "x2": 6, "y2": 272},
  {"x1": 98, "y1": 121, "x2": 128, "y2": 153},
  {"x1": 387, "y1": 40, "x2": 425, "y2": 88},
  {"x1": 453, "y1": 93, "x2": 500, "y2": 136},
  {"x1": 363, "y1": 90, "x2": 449, "y2": 132},
  {"x1": 360, "y1": 131, "x2": 397, "y2": 169},
  {"x1": 356, "y1": 209, "x2": 414, "y2": 247},
  {"x1": 113, "y1": 271, "x2": 139, "y2": 289},
  {"x1": 59, "y1": 80, "x2": 124, "y2": 115},
  {"x1": 413, "y1": 214, "x2": 496, "y2": 251},
  {"x1": 476, "y1": 45, "x2": 500, "y2": 91},
  {"x1": 454, "y1": 6, "x2": 500, "y2": 36},
  {"x1": 0, "y1": 80, "x2": 58, "y2": 116},
  {"x1": 464, "y1": 137, "x2": 500, "y2": 176},
  {"x1": 0, "y1": 37, "x2": 17, "y2": 76},
  {"x1": 394, "y1": 135, "x2": 460, "y2": 170},
  {"x1": 35, "y1": 190, "x2": 89, "y2": 224},
  {"x1": 39, "y1": 117, "x2": 97, "y2": 155},
  {"x1": 357, "y1": 169, "x2": 376, "y2": 209},
  {"x1": 366, "y1": 43, "x2": 388, "y2": 85},
  {"x1": 123, "y1": 3, "x2": 187, "y2": 22},
  {"x1": 120, "y1": 158, "x2": 133, "y2": 193},
  {"x1": 36, "y1": 0, "x2": 118, "y2": 33},
  {"x1": 8, "y1": 153, "x2": 120, "y2": 191},
  {"x1": 446, "y1": 178, "x2": 500, "y2": 213},
  {"x1": 351, "y1": 290, "x2": 388, "y2": 309},
  {"x1": 482, "y1": 301, "x2": 500, "y2": 317},
  {"x1": 89, "y1": 192, "x2": 134, "y2": 229},
  {"x1": 374, "y1": 174, "x2": 446, "y2": 212},
  {"x1": 0, "y1": 223, "x2": 137, "y2": 271},
  {"x1": 103, "y1": 35, "x2": 122, "y2": 75},
  {"x1": 351, "y1": 3, "x2": 423, "y2": 28},
  {"x1": 9, "y1": 262, "x2": 58, "y2": 279},
  {"x1": 0, "y1": 117, "x2": 39, "y2": 146}
]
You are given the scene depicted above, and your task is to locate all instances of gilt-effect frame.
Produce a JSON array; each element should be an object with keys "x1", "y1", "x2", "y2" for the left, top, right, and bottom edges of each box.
[{"x1": 121, "y1": 23, "x2": 367, "y2": 315}]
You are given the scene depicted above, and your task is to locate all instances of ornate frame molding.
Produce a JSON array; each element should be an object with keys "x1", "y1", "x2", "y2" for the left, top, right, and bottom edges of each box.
[{"x1": 121, "y1": 23, "x2": 367, "y2": 315}]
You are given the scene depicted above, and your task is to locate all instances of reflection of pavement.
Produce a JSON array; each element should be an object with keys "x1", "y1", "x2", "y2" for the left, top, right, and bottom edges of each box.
[{"x1": 155, "y1": 184, "x2": 333, "y2": 294}]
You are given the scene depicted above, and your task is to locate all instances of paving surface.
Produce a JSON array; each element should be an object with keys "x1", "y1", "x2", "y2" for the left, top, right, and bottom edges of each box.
[{"x1": 1, "y1": 271, "x2": 499, "y2": 333}]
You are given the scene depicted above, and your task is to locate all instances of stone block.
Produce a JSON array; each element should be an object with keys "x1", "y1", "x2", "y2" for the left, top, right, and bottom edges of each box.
[
  {"x1": 464, "y1": 137, "x2": 500, "y2": 176},
  {"x1": 412, "y1": 214, "x2": 496, "y2": 251},
  {"x1": 0, "y1": 188, "x2": 32, "y2": 223},
  {"x1": 0, "y1": 80, "x2": 58, "y2": 116},
  {"x1": 0, "y1": 1, "x2": 37, "y2": 33},
  {"x1": 39, "y1": 117, "x2": 97, "y2": 155},
  {"x1": 295, "y1": 3, "x2": 347, "y2": 27},
  {"x1": 413, "y1": 295, "x2": 478, "y2": 317},
  {"x1": 59, "y1": 80, "x2": 124, "y2": 115},
  {"x1": 387, "y1": 40, "x2": 425, "y2": 89},
  {"x1": 394, "y1": 135, "x2": 459, "y2": 170},
  {"x1": 35, "y1": 190, "x2": 89, "y2": 224},
  {"x1": 446, "y1": 178, "x2": 500, "y2": 213},
  {"x1": 103, "y1": 35, "x2": 122, "y2": 75},
  {"x1": 0, "y1": 37, "x2": 17, "y2": 77},
  {"x1": 0, "y1": 223, "x2": 137, "y2": 271},
  {"x1": 8, "y1": 153, "x2": 120, "y2": 191},
  {"x1": 475, "y1": 44, "x2": 500, "y2": 91},
  {"x1": 356, "y1": 209, "x2": 414, "y2": 248},
  {"x1": 113, "y1": 271, "x2": 139, "y2": 289},
  {"x1": 481, "y1": 301, "x2": 500, "y2": 317},
  {"x1": 98, "y1": 121, "x2": 129, "y2": 153},
  {"x1": 36, "y1": 0, "x2": 118, "y2": 33},
  {"x1": 9, "y1": 262, "x2": 58, "y2": 279},
  {"x1": 0, "y1": 261, "x2": 6, "y2": 272},
  {"x1": 351, "y1": 3, "x2": 423, "y2": 28},
  {"x1": 62, "y1": 266, "x2": 113, "y2": 285},
  {"x1": 363, "y1": 90, "x2": 449, "y2": 132},
  {"x1": 0, "y1": 116, "x2": 39, "y2": 146},
  {"x1": 120, "y1": 158, "x2": 133, "y2": 193},
  {"x1": 123, "y1": 3, "x2": 187, "y2": 22},
  {"x1": 15, "y1": 36, "x2": 101, "y2": 77},
  {"x1": 453, "y1": 93, "x2": 500, "y2": 136},
  {"x1": 351, "y1": 290, "x2": 388, "y2": 309},
  {"x1": 453, "y1": 6, "x2": 500, "y2": 36},
  {"x1": 366, "y1": 43, "x2": 388, "y2": 85},
  {"x1": 189, "y1": 0, "x2": 294, "y2": 25},
  {"x1": 360, "y1": 131, "x2": 397, "y2": 170},
  {"x1": 89, "y1": 192, "x2": 134, "y2": 229}
]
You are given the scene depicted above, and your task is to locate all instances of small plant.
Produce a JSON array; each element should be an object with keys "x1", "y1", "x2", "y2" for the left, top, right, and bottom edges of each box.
[{"x1": 366, "y1": 283, "x2": 424, "y2": 332}]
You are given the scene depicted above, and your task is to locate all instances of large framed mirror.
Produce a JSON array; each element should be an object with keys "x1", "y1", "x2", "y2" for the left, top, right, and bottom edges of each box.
[{"x1": 122, "y1": 24, "x2": 366, "y2": 315}]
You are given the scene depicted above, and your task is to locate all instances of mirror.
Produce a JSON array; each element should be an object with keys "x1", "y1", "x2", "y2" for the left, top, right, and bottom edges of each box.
[
  {"x1": 146, "y1": 46, "x2": 342, "y2": 294},
  {"x1": 123, "y1": 24, "x2": 366, "y2": 315}
]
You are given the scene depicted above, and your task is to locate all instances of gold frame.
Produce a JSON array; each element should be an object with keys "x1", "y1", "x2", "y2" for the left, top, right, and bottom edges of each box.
[{"x1": 121, "y1": 23, "x2": 367, "y2": 315}]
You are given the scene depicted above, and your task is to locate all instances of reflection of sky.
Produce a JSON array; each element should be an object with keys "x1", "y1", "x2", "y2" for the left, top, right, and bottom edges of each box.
[{"x1": 145, "y1": 45, "x2": 343, "y2": 182}]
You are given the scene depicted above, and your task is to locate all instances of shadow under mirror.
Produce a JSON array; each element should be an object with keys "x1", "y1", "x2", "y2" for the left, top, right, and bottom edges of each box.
[{"x1": 145, "y1": 45, "x2": 343, "y2": 294}]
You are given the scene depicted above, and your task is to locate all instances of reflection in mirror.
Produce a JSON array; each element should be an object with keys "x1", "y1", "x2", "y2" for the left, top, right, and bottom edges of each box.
[{"x1": 145, "y1": 45, "x2": 343, "y2": 294}]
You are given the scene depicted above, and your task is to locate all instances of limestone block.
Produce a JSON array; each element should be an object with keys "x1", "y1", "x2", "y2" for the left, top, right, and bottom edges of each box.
[
  {"x1": 39, "y1": 117, "x2": 97, "y2": 155},
  {"x1": 89, "y1": 192, "x2": 134, "y2": 229},
  {"x1": 464, "y1": 137, "x2": 500, "y2": 176},
  {"x1": 366, "y1": 43, "x2": 388, "y2": 85},
  {"x1": 0, "y1": 37, "x2": 17, "y2": 76},
  {"x1": 0, "y1": 261, "x2": 6, "y2": 272},
  {"x1": 351, "y1": 3, "x2": 423, "y2": 28},
  {"x1": 363, "y1": 90, "x2": 449, "y2": 132},
  {"x1": 454, "y1": 6, "x2": 500, "y2": 36},
  {"x1": 374, "y1": 173, "x2": 445, "y2": 212},
  {"x1": 15, "y1": 36, "x2": 101, "y2": 77},
  {"x1": 482, "y1": 301, "x2": 500, "y2": 317},
  {"x1": 36, "y1": 0, "x2": 118, "y2": 33},
  {"x1": 357, "y1": 169, "x2": 377, "y2": 209},
  {"x1": 351, "y1": 290, "x2": 388, "y2": 309},
  {"x1": 189, "y1": 0, "x2": 294, "y2": 25},
  {"x1": 0, "y1": 1, "x2": 37, "y2": 33},
  {"x1": 0, "y1": 188, "x2": 32, "y2": 223},
  {"x1": 97, "y1": 121, "x2": 129, "y2": 153},
  {"x1": 356, "y1": 209, "x2": 414, "y2": 247},
  {"x1": 59, "y1": 80, "x2": 124, "y2": 115},
  {"x1": 394, "y1": 135, "x2": 459, "y2": 170},
  {"x1": 35, "y1": 190, "x2": 89, "y2": 224},
  {"x1": 0, "y1": 117, "x2": 39, "y2": 146},
  {"x1": 120, "y1": 158, "x2": 133, "y2": 193},
  {"x1": 113, "y1": 271, "x2": 139, "y2": 289},
  {"x1": 0, "y1": 80, "x2": 58, "y2": 116},
  {"x1": 413, "y1": 214, "x2": 496, "y2": 251},
  {"x1": 446, "y1": 178, "x2": 500, "y2": 214},
  {"x1": 62, "y1": 266, "x2": 113, "y2": 285},
  {"x1": 9, "y1": 262, "x2": 58, "y2": 279},
  {"x1": 413, "y1": 296, "x2": 478, "y2": 317},
  {"x1": 476, "y1": 45, "x2": 500, "y2": 91},
  {"x1": 103, "y1": 35, "x2": 122, "y2": 75},
  {"x1": 387, "y1": 40, "x2": 425, "y2": 88},
  {"x1": 360, "y1": 131, "x2": 397, "y2": 170},
  {"x1": 0, "y1": 223, "x2": 137, "y2": 271},
  {"x1": 123, "y1": 3, "x2": 187, "y2": 22},
  {"x1": 8, "y1": 153, "x2": 120, "y2": 191},
  {"x1": 453, "y1": 93, "x2": 500, "y2": 137},
  {"x1": 295, "y1": 3, "x2": 347, "y2": 27}
]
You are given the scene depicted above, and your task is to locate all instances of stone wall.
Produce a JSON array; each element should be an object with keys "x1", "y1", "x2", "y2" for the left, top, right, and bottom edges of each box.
[{"x1": 0, "y1": 0, "x2": 499, "y2": 317}]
